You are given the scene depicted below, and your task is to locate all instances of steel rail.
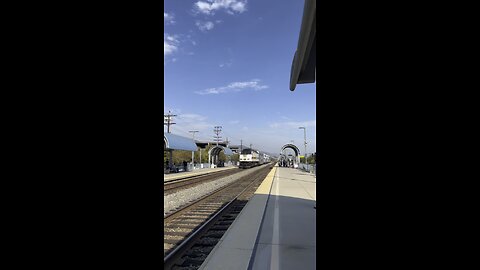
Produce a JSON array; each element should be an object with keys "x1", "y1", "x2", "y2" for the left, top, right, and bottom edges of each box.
[{"x1": 163, "y1": 165, "x2": 271, "y2": 263}]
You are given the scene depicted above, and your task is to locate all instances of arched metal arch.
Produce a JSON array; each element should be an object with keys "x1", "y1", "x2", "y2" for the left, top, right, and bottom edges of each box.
[
  {"x1": 208, "y1": 146, "x2": 233, "y2": 166},
  {"x1": 281, "y1": 144, "x2": 301, "y2": 156},
  {"x1": 280, "y1": 144, "x2": 301, "y2": 167}
]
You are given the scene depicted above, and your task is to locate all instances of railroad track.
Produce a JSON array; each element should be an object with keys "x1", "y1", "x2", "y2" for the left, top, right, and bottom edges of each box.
[
  {"x1": 164, "y1": 168, "x2": 241, "y2": 195},
  {"x1": 164, "y1": 165, "x2": 273, "y2": 270}
]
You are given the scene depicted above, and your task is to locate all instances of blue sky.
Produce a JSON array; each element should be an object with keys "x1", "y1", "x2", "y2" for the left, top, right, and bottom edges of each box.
[{"x1": 164, "y1": 0, "x2": 316, "y2": 155}]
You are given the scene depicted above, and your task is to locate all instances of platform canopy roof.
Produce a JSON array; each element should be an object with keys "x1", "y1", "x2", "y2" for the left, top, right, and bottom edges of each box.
[
  {"x1": 164, "y1": 133, "x2": 198, "y2": 151},
  {"x1": 222, "y1": 147, "x2": 233, "y2": 156},
  {"x1": 208, "y1": 145, "x2": 233, "y2": 156},
  {"x1": 290, "y1": 0, "x2": 316, "y2": 91}
]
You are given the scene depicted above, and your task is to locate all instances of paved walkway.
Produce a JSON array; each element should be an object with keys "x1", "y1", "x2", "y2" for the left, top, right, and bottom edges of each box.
[{"x1": 199, "y1": 165, "x2": 316, "y2": 270}]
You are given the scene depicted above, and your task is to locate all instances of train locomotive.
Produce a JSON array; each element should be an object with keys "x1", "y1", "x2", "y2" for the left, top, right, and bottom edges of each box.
[{"x1": 239, "y1": 148, "x2": 270, "y2": 169}]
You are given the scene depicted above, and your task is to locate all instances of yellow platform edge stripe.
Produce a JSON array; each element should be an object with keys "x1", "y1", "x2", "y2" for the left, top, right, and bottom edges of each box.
[{"x1": 255, "y1": 164, "x2": 277, "y2": 195}]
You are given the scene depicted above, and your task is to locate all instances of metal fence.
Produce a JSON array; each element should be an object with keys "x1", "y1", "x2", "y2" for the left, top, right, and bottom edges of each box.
[
  {"x1": 298, "y1": 163, "x2": 316, "y2": 175},
  {"x1": 189, "y1": 161, "x2": 234, "y2": 171}
]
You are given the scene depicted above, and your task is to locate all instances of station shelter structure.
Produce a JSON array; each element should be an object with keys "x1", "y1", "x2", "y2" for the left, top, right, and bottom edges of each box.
[
  {"x1": 163, "y1": 133, "x2": 234, "y2": 170},
  {"x1": 163, "y1": 133, "x2": 198, "y2": 170}
]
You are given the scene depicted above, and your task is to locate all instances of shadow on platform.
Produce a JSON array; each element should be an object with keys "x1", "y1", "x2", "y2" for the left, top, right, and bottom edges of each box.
[{"x1": 198, "y1": 194, "x2": 316, "y2": 270}]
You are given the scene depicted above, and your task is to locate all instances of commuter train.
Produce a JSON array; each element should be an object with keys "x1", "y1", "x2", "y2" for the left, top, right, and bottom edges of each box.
[{"x1": 239, "y1": 148, "x2": 271, "y2": 169}]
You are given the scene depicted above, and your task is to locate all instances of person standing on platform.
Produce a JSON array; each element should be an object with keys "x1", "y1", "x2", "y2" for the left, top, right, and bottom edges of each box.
[{"x1": 183, "y1": 160, "x2": 187, "y2": 172}]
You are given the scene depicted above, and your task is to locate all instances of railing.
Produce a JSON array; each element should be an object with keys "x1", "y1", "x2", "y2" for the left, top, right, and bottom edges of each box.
[
  {"x1": 165, "y1": 161, "x2": 237, "y2": 173},
  {"x1": 298, "y1": 163, "x2": 316, "y2": 175},
  {"x1": 189, "y1": 161, "x2": 235, "y2": 171}
]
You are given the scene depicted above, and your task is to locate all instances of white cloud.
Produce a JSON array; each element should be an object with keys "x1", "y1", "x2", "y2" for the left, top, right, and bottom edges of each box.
[
  {"x1": 196, "y1": 21, "x2": 215, "y2": 31},
  {"x1": 164, "y1": 41, "x2": 176, "y2": 55},
  {"x1": 164, "y1": 34, "x2": 179, "y2": 58},
  {"x1": 195, "y1": 1, "x2": 213, "y2": 14},
  {"x1": 231, "y1": 1, "x2": 246, "y2": 12},
  {"x1": 269, "y1": 120, "x2": 316, "y2": 129},
  {"x1": 195, "y1": 79, "x2": 268, "y2": 95},
  {"x1": 219, "y1": 61, "x2": 232, "y2": 68},
  {"x1": 194, "y1": 0, "x2": 247, "y2": 15},
  {"x1": 164, "y1": 12, "x2": 175, "y2": 24},
  {"x1": 165, "y1": 111, "x2": 217, "y2": 141},
  {"x1": 178, "y1": 113, "x2": 208, "y2": 122}
]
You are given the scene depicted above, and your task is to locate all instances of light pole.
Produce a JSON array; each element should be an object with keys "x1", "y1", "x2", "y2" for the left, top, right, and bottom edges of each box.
[
  {"x1": 299, "y1": 127, "x2": 307, "y2": 168},
  {"x1": 213, "y1": 126, "x2": 222, "y2": 167},
  {"x1": 189, "y1": 130, "x2": 199, "y2": 169}
]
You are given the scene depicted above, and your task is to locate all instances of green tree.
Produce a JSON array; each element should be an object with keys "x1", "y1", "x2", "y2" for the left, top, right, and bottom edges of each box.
[
  {"x1": 172, "y1": 150, "x2": 197, "y2": 165},
  {"x1": 307, "y1": 153, "x2": 316, "y2": 164},
  {"x1": 196, "y1": 144, "x2": 230, "y2": 164},
  {"x1": 231, "y1": 154, "x2": 239, "y2": 162},
  {"x1": 218, "y1": 151, "x2": 226, "y2": 162}
]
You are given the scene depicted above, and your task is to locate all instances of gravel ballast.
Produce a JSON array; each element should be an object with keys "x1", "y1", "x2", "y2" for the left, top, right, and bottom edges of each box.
[{"x1": 164, "y1": 165, "x2": 269, "y2": 217}]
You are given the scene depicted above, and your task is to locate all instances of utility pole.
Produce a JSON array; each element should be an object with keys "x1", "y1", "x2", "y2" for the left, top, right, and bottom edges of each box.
[
  {"x1": 213, "y1": 126, "x2": 222, "y2": 146},
  {"x1": 240, "y1": 139, "x2": 243, "y2": 152},
  {"x1": 164, "y1": 111, "x2": 177, "y2": 133},
  {"x1": 189, "y1": 130, "x2": 199, "y2": 169},
  {"x1": 225, "y1": 137, "x2": 230, "y2": 165},
  {"x1": 299, "y1": 127, "x2": 307, "y2": 167},
  {"x1": 213, "y1": 126, "x2": 222, "y2": 166}
]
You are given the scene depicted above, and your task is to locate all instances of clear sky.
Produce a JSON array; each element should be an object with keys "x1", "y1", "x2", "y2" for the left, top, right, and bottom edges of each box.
[{"x1": 164, "y1": 0, "x2": 316, "y2": 155}]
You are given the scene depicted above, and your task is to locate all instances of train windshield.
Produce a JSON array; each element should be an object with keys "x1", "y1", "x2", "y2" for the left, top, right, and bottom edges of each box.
[{"x1": 241, "y1": 149, "x2": 252, "y2": 154}]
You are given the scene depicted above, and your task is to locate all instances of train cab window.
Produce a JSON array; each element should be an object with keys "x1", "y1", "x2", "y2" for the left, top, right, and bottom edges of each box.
[{"x1": 241, "y1": 148, "x2": 252, "y2": 154}]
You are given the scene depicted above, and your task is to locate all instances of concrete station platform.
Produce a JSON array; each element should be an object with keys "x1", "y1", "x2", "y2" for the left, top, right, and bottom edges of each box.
[
  {"x1": 163, "y1": 166, "x2": 237, "y2": 182},
  {"x1": 199, "y1": 164, "x2": 316, "y2": 270}
]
